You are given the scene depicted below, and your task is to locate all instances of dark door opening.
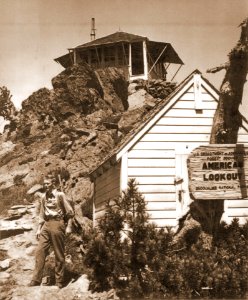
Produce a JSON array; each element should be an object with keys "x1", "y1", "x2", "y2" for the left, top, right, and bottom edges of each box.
[{"x1": 131, "y1": 42, "x2": 144, "y2": 75}]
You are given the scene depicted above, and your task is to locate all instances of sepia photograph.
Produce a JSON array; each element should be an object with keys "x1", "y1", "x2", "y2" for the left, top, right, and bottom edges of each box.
[{"x1": 0, "y1": 0, "x2": 248, "y2": 299}]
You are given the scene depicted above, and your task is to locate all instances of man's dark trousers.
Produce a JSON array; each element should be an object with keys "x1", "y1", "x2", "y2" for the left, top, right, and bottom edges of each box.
[{"x1": 32, "y1": 219, "x2": 65, "y2": 284}]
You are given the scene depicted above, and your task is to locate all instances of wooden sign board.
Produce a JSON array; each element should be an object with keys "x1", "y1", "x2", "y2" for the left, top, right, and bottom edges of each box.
[{"x1": 188, "y1": 144, "x2": 248, "y2": 200}]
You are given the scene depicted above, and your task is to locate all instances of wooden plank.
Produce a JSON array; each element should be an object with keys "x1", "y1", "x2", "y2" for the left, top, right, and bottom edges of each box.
[
  {"x1": 128, "y1": 158, "x2": 175, "y2": 168},
  {"x1": 137, "y1": 184, "x2": 176, "y2": 193},
  {"x1": 96, "y1": 165, "x2": 120, "y2": 186},
  {"x1": 141, "y1": 133, "x2": 210, "y2": 142},
  {"x1": 182, "y1": 85, "x2": 214, "y2": 96},
  {"x1": 149, "y1": 125, "x2": 212, "y2": 134},
  {"x1": 237, "y1": 134, "x2": 248, "y2": 143},
  {"x1": 180, "y1": 92, "x2": 215, "y2": 101},
  {"x1": 225, "y1": 199, "x2": 248, "y2": 208},
  {"x1": 128, "y1": 176, "x2": 175, "y2": 185},
  {"x1": 95, "y1": 185, "x2": 120, "y2": 199},
  {"x1": 95, "y1": 176, "x2": 120, "y2": 194},
  {"x1": 121, "y1": 152, "x2": 128, "y2": 191},
  {"x1": 226, "y1": 208, "x2": 248, "y2": 217},
  {"x1": 172, "y1": 100, "x2": 216, "y2": 109},
  {"x1": 133, "y1": 141, "x2": 207, "y2": 150},
  {"x1": 95, "y1": 204, "x2": 107, "y2": 214},
  {"x1": 95, "y1": 199, "x2": 117, "y2": 213},
  {"x1": 95, "y1": 187, "x2": 120, "y2": 204},
  {"x1": 128, "y1": 167, "x2": 175, "y2": 176},
  {"x1": 144, "y1": 193, "x2": 176, "y2": 202},
  {"x1": 146, "y1": 201, "x2": 177, "y2": 210},
  {"x1": 157, "y1": 117, "x2": 213, "y2": 126},
  {"x1": 165, "y1": 109, "x2": 215, "y2": 118},
  {"x1": 128, "y1": 149, "x2": 175, "y2": 158},
  {"x1": 95, "y1": 194, "x2": 111, "y2": 206}
]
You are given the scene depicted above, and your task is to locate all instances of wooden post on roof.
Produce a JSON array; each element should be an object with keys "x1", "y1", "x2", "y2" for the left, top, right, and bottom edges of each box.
[
  {"x1": 143, "y1": 41, "x2": 148, "y2": 80},
  {"x1": 88, "y1": 50, "x2": 91, "y2": 65},
  {"x1": 122, "y1": 43, "x2": 128, "y2": 65},
  {"x1": 95, "y1": 47, "x2": 100, "y2": 67},
  {"x1": 73, "y1": 50, "x2": 77, "y2": 64},
  {"x1": 101, "y1": 48, "x2": 105, "y2": 67},
  {"x1": 128, "y1": 43, "x2": 132, "y2": 77}
]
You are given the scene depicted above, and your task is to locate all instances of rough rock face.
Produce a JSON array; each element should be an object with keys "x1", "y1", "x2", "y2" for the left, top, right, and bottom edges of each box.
[{"x1": 96, "y1": 67, "x2": 129, "y2": 112}]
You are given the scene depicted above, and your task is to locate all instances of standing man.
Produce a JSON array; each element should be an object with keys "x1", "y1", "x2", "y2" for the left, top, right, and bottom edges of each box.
[{"x1": 28, "y1": 176, "x2": 74, "y2": 288}]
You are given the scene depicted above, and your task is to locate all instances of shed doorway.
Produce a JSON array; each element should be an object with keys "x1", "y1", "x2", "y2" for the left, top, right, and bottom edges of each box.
[{"x1": 175, "y1": 151, "x2": 192, "y2": 219}]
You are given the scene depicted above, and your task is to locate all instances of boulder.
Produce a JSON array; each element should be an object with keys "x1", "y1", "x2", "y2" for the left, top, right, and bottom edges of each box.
[
  {"x1": 62, "y1": 274, "x2": 89, "y2": 294},
  {"x1": 128, "y1": 82, "x2": 138, "y2": 95},
  {"x1": 27, "y1": 184, "x2": 43, "y2": 195},
  {"x1": 0, "y1": 219, "x2": 33, "y2": 239},
  {"x1": 96, "y1": 67, "x2": 128, "y2": 112},
  {"x1": 0, "y1": 258, "x2": 10, "y2": 270},
  {"x1": 127, "y1": 89, "x2": 155, "y2": 110},
  {"x1": 118, "y1": 108, "x2": 145, "y2": 134}
]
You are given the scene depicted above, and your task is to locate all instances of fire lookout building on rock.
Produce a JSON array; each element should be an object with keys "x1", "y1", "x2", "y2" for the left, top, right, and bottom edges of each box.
[{"x1": 55, "y1": 31, "x2": 183, "y2": 81}]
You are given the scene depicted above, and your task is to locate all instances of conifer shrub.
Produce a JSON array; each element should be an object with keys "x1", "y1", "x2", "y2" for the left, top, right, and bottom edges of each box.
[{"x1": 84, "y1": 179, "x2": 248, "y2": 299}]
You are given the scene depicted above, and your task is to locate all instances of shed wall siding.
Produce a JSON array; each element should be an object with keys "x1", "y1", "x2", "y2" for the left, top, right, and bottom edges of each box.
[
  {"x1": 127, "y1": 83, "x2": 248, "y2": 226},
  {"x1": 94, "y1": 162, "x2": 121, "y2": 221}
]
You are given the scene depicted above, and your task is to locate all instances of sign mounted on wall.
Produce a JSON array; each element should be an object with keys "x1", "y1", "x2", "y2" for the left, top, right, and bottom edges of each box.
[{"x1": 187, "y1": 144, "x2": 248, "y2": 200}]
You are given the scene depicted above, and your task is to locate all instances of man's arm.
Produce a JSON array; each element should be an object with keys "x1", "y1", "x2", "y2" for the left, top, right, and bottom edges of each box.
[
  {"x1": 58, "y1": 192, "x2": 74, "y2": 234},
  {"x1": 35, "y1": 193, "x2": 45, "y2": 240},
  {"x1": 36, "y1": 223, "x2": 43, "y2": 240}
]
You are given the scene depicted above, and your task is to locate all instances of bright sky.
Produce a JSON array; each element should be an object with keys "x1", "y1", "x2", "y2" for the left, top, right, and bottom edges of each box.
[{"x1": 0, "y1": 0, "x2": 247, "y2": 114}]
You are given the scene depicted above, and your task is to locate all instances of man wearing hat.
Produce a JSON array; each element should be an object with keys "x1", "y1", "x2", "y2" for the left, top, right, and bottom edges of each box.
[{"x1": 28, "y1": 176, "x2": 74, "y2": 288}]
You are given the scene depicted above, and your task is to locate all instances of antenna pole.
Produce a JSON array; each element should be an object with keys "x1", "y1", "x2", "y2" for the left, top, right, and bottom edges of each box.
[{"x1": 90, "y1": 18, "x2": 96, "y2": 41}]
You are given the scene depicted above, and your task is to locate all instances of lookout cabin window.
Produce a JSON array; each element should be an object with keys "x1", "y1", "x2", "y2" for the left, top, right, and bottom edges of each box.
[
  {"x1": 131, "y1": 42, "x2": 144, "y2": 75},
  {"x1": 104, "y1": 46, "x2": 115, "y2": 66},
  {"x1": 79, "y1": 51, "x2": 88, "y2": 64}
]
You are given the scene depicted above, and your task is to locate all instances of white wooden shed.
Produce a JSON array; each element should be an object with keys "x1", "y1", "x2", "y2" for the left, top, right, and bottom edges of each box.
[{"x1": 90, "y1": 70, "x2": 248, "y2": 227}]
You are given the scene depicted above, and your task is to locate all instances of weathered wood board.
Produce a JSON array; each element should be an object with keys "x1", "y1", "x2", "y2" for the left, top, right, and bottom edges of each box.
[{"x1": 188, "y1": 144, "x2": 248, "y2": 200}]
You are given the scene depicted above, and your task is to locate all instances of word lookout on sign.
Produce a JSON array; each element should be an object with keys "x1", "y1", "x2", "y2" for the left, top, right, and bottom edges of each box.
[{"x1": 203, "y1": 172, "x2": 242, "y2": 181}]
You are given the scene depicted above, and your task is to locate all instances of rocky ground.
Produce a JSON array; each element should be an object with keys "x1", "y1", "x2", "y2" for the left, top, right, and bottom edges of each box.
[{"x1": 0, "y1": 203, "x2": 119, "y2": 300}]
